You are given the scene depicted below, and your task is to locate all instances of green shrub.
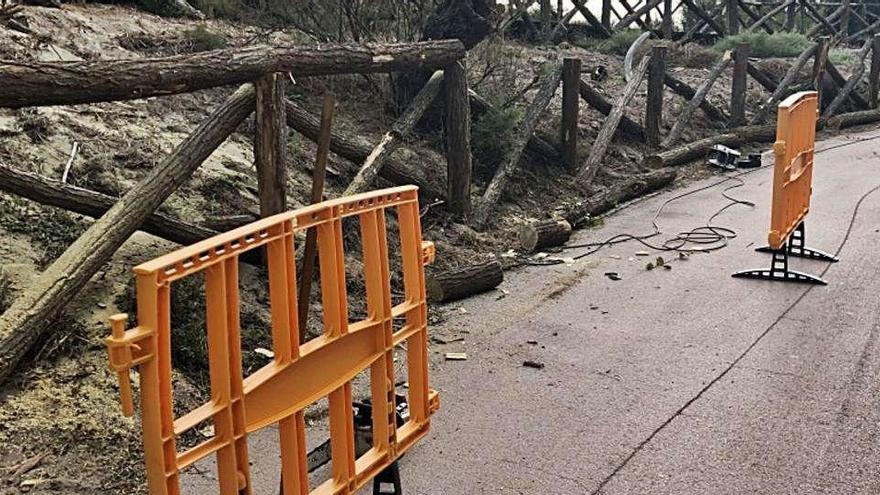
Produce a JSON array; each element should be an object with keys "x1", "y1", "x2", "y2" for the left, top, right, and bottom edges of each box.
[
  {"x1": 183, "y1": 25, "x2": 228, "y2": 52},
  {"x1": 472, "y1": 104, "x2": 522, "y2": 172},
  {"x1": 714, "y1": 32, "x2": 812, "y2": 58},
  {"x1": 829, "y1": 48, "x2": 858, "y2": 66},
  {"x1": 598, "y1": 29, "x2": 644, "y2": 56}
]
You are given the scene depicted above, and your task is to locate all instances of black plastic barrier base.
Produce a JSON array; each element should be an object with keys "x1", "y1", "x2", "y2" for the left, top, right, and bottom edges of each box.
[{"x1": 755, "y1": 222, "x2": 838, "y2": 262}]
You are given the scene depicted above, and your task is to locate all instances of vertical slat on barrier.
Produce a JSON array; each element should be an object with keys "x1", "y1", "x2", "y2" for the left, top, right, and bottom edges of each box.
[
  {"x1": 317, "y1": 211, "x2": 349, "y2": 338},
  {"x1": 396, "y1": 200, "x2": 429, "y2": 424},
  {"x1": 223, "y1": 256, "x2": 252, "y2": 495},
  {"x1": 136, "y1": 272, "x2": 177, "y2": 495},
  {"x1": 205, "y1": 262, "x2": 242, "y2": 495},
  {"x1": 329, "y1": 381, "x2": 356, "y2": 491},
  {"x1": 266, "y1": 222, "x2": 308, "y2": 495},
  {"x1": 360, "y1": 209, "x2": 396, "y2": 457}
]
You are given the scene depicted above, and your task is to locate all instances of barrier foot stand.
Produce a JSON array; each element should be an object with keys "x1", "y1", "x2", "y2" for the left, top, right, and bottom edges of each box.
[
  {"x1": 373, "y1": 461, "x2": 403, "y2": 495},
  {"x1": 755, "y1": 222, "x2": 838, "y2": 262},
  {"x1": 733, "y1": 247, "x2": 827, "y2": 285}
]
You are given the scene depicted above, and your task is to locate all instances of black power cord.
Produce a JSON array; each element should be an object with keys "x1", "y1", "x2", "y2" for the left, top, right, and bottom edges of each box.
[{"x1": 526, "y1": 132, "x2": 880, "y2": 266}]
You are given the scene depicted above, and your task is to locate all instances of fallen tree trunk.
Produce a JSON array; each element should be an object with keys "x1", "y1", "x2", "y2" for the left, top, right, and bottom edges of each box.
[
  {"x1": 520, "y1": 219, "x2": 572, "y2": 252},
  {"x1": 826, "y1": 61, "x2": 871, "y2": 110},
  {"x1": 750, "y1": 43, "x2": 818, "y2": 124},
  {"x1": 426, "y1": 259, "x2": 503, "y2": 302},
  {"x1": 563, "y1": 168, "x2": 678, "y2": 227},
  {"x1": 826, "y1": 108, "x2": 880, "y2": 128},
  {"x1": 344, "y1": 70, "x2": 444, "y2": 195},
  {"x1": 578, "y1": 79, "x2": 646, "y2": 140},
  {"x1": 579, "y1": 55, "x2": 651, "y2": 185},
  {"x1": 747, "y1": 61, "x2": 780, "y2": 93},
  {"x1": 0, "y1": 163, "x2": 218, "y2": 246},
  {"x1": 472, "y1": 63, "x2": 563, "y2": 228},
  {"x1": 284, "y1": 99, "x2": 447, "y2": 199},
  {"x1": 663, "y1": 51, "x2": 733, "y2": 148},
  {"x1": 0, "y1": 40, "x2": 465, "y2": 108},
  {"x1": 0, "y1": 84, "x2": 256, "y2": 384},
  {"x1": 644, "y1": 124, "x2": 776, "y2": 168},
  {"x1": 664, "y1": 73, "x2": 728, "y2": 123}
]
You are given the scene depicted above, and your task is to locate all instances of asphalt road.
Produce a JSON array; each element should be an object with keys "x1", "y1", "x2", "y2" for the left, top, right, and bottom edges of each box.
[{"x1": 180, "y1": 127, "x2": 880, "y2": 494}]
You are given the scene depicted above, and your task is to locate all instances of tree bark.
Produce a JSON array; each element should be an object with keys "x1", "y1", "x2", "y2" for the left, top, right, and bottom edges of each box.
[
  {"x1": 444, "y1": 61, "x2": 473, "y2": 218},
  {"x1": 284, "y1": 99, "x2": 447, "y2": 200},
  {"x1": 563, "y1": 168, "x2": 678, "y2": 227},
  {"x1": 345, "y1": 70, "x2": 445, "y2": 196},
  {"x1": 646, "y1": 44, "x2": 669, "y2": 149},
  {"x1": 644, "y1": 124, "x2": 776, "y2": 168},
  {"x1": 0, "y1": 40, "x2": 465, "y2": 109},
  {"x1": 520, "y1": 219, "x2": 572, "y2": 252},
  {"x1": 664, "y1": 51, "x2": 733, "y2": 148},
  {"x1": 0, "y1": 84, "x2": 256, "y2": 384},
  {"x1": 731, "y1": 44, "x2": 750, "y2": 127},
  {"x1": 255, "y1": 73, "x2": 288, "y2": 217},
  {"x1": 578, "y1": 79, "x2": 646, "y2": 141},
  {"x1": 0, "y1": 163, "x2": 219, "y2": 246},
  {"x1": 426, "y1": 259, "x2": 503, "y2": 302},
  {"x1": 579, "y1": 55, "x2": 651, "y2": 185},
  {"x1": 750, "y1": 43, "x2": 819, "y2": 124},
  {"x1": 826, "y1": 108, "x2": 880, "y2": 129},
  {"x1": 472, "y1": 63, "x2": 563, "y2": 228}
]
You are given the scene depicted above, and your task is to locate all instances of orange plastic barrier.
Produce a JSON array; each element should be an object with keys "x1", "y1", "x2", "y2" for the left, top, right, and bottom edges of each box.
[
  {"x1": 767, "y1": 91, "x2": 818, "y2": 250},
  {"x1": 106, "y1": 186, "x2": 438, "y2": 495}
]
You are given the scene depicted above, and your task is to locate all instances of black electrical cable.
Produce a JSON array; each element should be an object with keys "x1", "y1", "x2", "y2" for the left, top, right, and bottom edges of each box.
[{"x1": 525, "y1": 132, "x2": 880, "y2": 266}]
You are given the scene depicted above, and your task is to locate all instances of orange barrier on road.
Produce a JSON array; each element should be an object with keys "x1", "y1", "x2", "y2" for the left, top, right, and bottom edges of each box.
[
  {"x1": 106, "y1": 186, "x2": 438, "y2": 495},
  {"x1": 768, "y1": 91, "x2": 818, "y2": 250}
]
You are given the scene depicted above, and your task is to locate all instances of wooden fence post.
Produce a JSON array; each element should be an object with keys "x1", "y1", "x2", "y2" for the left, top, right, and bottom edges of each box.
[
  {"x1": 870, "y1": 34, "x2": 880, "y2": 108},
  {"x1": 841, "y1": 0, "x2": 851, "y2": 37},
  {"x1": 785, "y1": 0, "x2": 797, "y2": 31},
  {"x1": 727, "y1": 0, "x2": 740, "y2": 35},
  {"x1": 646, "y1": 44, "x2": 668, "y2": 149},
  {"x1": 561, "y1": 57, "x2": 582, "y2": 171},
  {"x1": 812, "y1": 36, "x2": 831, "y2": 105},
  {"x1": 444, "y1": 60, "x2": 472, "y2": 218},
  {"x1": 602, "y1": 0, "x2": 612, "y2": 29},
  {"x1": 255, "y1": 73, "x2": 288, "y2": 217},
  {"x1": 662, "y1": 0, "x2": 673, "y2": 38},
  {"x1": 731, "y1": 42, "x2": 750, "y2": 127}
]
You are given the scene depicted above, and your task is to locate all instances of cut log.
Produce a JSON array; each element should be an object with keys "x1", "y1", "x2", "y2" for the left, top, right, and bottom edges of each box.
[
  {"x1": 578, "y1": 79, "x2": 646, "y2": 140},
  {"x1": 468, "y1": 89, "x2": 562, "y2": 164},
  {"x1": 426, "y1": 259, "x2": 503, "y2": 302},
  {"x1": 664, "y1": 73, "x2": 728, "y2": 123},
  {"x1": 0, "y1": 84, "x2": 256, "y2": 384},
  {"x1": 344, "y1": 70, "x2": 444, "y2": 196},
  {"x1": 519, "y1": 219, "x2": 573, "y2": 252},
  {"x1": 0, "y1": 163, "x2": 219, "y2": 246},
  {"x1": 472, "y1": 63, "x2": 563, "y2": 228},
  {"x1": 750, "y1": 43, "x2": 819, "y2": 124},
  {"x1": 563, "y1": 168, "x2": 678, "y2": 227},
  {"x1": 822, "y1": 38, "x2": 873, "y2": 121},
  {"x1": 664, "y1": 51, "x2": 733, "y2": 148},
  {"x1": 645, "y1": 124, "x2": 776, "y2": 168},
  {"x1": 284, "y1": 99, "x2": 447, "y2": 200},
  {"x1": 578, "y1": 55, "x2": 652, "y2": 185},
  {"x1": 0, "y1": 40, "x2": 465, "y2": 109},
  {"x1": 826, "y1": 108, "x2": 880, "y2": 129}
]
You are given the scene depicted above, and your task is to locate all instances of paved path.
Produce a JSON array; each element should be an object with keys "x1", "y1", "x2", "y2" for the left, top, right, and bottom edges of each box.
[
  {"x1": 400, "y1": 128, "x2": 880, "y2": 494},
  {"x1": 181, "y1": 128, "x2": 880, "y2": 494}
]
